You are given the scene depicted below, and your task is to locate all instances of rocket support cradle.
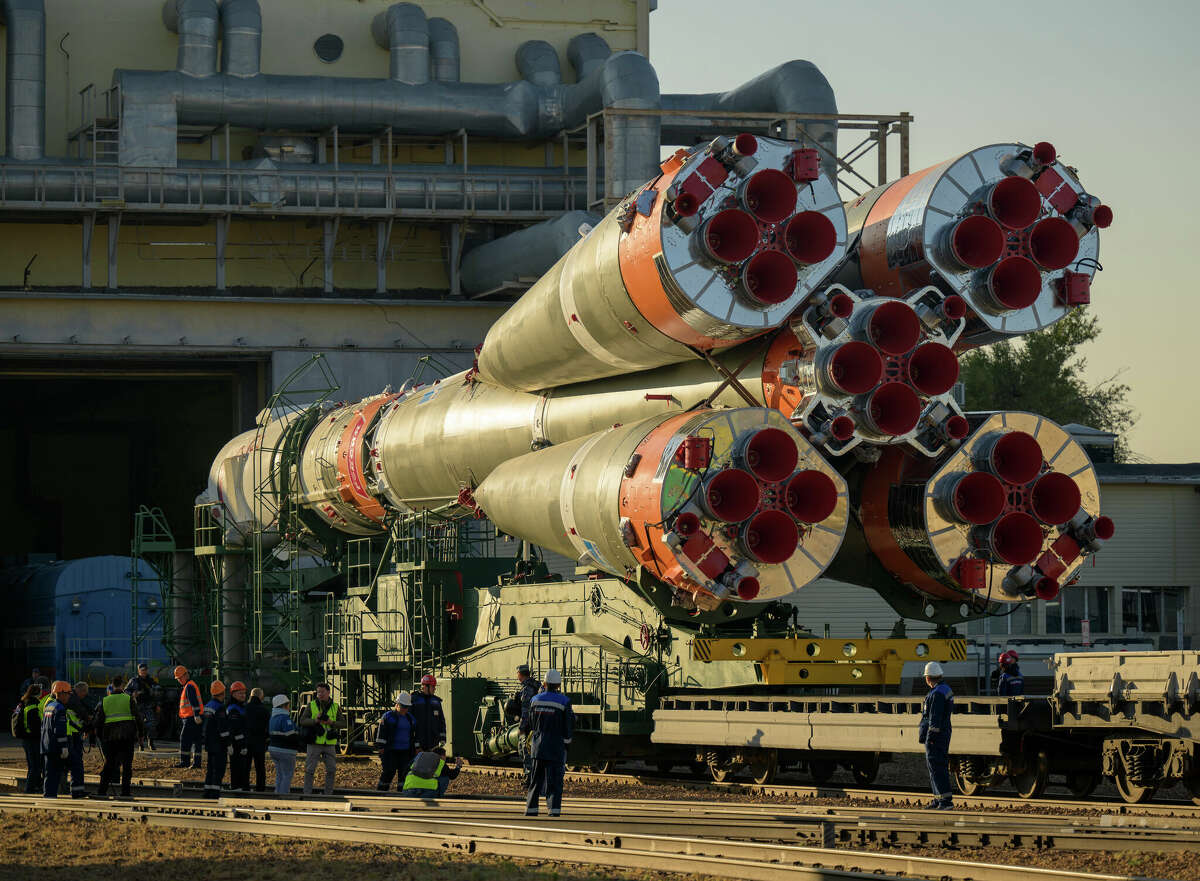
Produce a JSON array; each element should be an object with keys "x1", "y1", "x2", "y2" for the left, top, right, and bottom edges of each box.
[{"x1": 201, "y1": 135, "x2": 1114, "y2": 627}]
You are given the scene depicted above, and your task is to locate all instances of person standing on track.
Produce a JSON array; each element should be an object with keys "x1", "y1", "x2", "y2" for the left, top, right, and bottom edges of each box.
[
  {"x1": 202, "y1": 680, "x2": 230, "y2": 799},
  {"x1": 918, "y1": 661, "x2": 954, "y2": 810},
  {"x1": 268, "y1": 694, "x2": 301, "y2": 794},
  {"x1": 14, "y1": 683, "x2": 43, "y2": 794},
  {"x1": 226, "y1": 681, "x2": 250, "y2": 791},
  {"x1": 410, "y1": 674, "x2": 445, "y2": 752},
  {"x1": 96, "y1": 674, "x2": 144, "y2": 798},
  {"x1": 125, "y1": 663, "x2": 158, "y2": 750},
  {"x1": 40, "y1": 681, "x2": 72, "y2": 799},
  {"x1": 63, "y1": 682, "x2": 92, "y2": 799},
  {"x1": 997, "y1": 651, "x2": 1025, "y2": 696},
  {"x1": 516, "y1": 664, "x2": 539, "y2": 786},
  {"x1": 174, "y1": 665, "x2": 204, "y2": 768},
  {"x1": 375, "y1": 692, "x2": 416, "y2": 792},
  {"x1": 299, "y1": 682, "x2": 343, "y2": 795},
  {"x1": 245, "y1": 687, "x2": 270, "y2": 792},
  {"x1": 524, "y1": 668, "x2": 574, "y2": 818}
]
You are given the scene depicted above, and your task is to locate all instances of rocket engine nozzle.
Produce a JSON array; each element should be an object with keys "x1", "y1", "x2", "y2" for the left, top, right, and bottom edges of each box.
[
  {"x1": 986, "y1": 256, "x2": 1043, "y2": 310},
  {"x1": 784, "y1": 469, "x2": 839, "y2": 524},
  {"x1": 740, "y1": 509, "x2": 799, "y2": 564},
  {"x1": 742, "y1": 168, "x2": 798, "y2": 223},
  {"x1": 936, "y1": 471, "x2": 1006, "y2": 525},
  {"x1": 978, "y1": 430, "x2": 1044, "y2": 486},
  {"x1": 819, "y1": 341, "x2": 884, "y2": 395},
  {"x1": 739, "y1": 427, "x2": 799, "y2": 483},
  {"x1": 742, "y1": 249, "x2": 798, "y2": 305},
  {"x1": 906, "y1": 343, "x2": 959, "y2": 396},
  {"x1": 1028, "y1": 217, "x2": 1079, "y2": 271},
  {"x1": 858, "y1": 382, "x2": 922, "y2": 437},
  {"x1": 864, "y1": 300, "x2": 923, "y2": 356},
  {"x1": 988, "y1": 176, "x2": 1042, "y2": 230},
  {"x1": 947, "y1": 215, "x2": 1006, "y2": 269},
  {"x1": 981, "y1": 512, "x2": 1044, "y2": 565},
  {"x1": 784, "y1": 211, "x2": 838, "y2": 265},
  {"x1": 1030, "y1": 471, "x2": 1082, "y2": 525},
  {"x1": 701, "y1": 468, "x2": 761, "y2": 523},
  {"x1": 701, "y1": 209, "x2": 760, "y2": 264}
]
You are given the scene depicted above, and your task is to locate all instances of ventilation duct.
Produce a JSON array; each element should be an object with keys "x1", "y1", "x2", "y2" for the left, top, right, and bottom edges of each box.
[
  {"x1": 427, "y1": 17, "x2": 459, "y2": 83},
  {"x1": 162, "y1": 0, "x2": 219, "y2": 78},
  {"x1": 516, "y1": 40, "x2": 561, "y2": 87},
  {"x1": 372, "y1": 2, "x2": 430, "y2": 85},
  {"x1": 221, "y1": 0, "x2": 261, "y2": 79},
  {"x1": 663, "y1": 60, "x2": 838, "y2": 178},
  {"x1": 568, "y1": 33, "x2": 612, "y2": 79},
  {"x1": 1, "y1": 0, "x2": 45, "y2": 160},
  {"x1": 462, "y1": 210, "x2": 601, "y2": 295}
]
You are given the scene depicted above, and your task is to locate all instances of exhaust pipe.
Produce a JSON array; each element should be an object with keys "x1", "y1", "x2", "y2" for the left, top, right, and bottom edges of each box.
[{"x1": 1, "y1": 0, "x2": 45, "y2": 159}]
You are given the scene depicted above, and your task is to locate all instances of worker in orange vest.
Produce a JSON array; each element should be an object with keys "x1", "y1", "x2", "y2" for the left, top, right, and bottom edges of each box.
[{"x1": 174, "y1": 665, "x2": 204, "y2": 769}]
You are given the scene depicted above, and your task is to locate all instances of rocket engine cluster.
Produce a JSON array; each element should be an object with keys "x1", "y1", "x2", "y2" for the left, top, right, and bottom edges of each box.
[{"x1": 202, "y1": 135, "x2": 1114, "y2": 626}]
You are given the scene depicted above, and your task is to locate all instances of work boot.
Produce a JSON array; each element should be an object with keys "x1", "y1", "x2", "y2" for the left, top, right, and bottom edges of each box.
[
  {"x1": 936, "y1": 800, "x2": 954, "y2": 810},
  {"x1": 922, "y1": 799, "x2": 943, "y2": 810}
]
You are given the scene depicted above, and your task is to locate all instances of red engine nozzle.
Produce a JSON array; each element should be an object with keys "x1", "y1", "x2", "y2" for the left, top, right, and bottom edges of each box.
[
  {"x1": 1032, "y1": 141, "x2": 1057, "y2": 166},
  {"x1": 732, "y1": 133, "x2": 758, "y2": 157},
  {"x1": 701, "y1": 468, "x2": 761, "y2": 524},
  {"x1": 983, "y1": 430, "x2": 1044, "y2": 486},
  {"x1": 1034, "y1": 576, "x2": 1061, "y2": 600},
  {"x1": 741, "y1": 249, "x2": 798, "y2": 305},
  {"x1": 943, "y1": 471, "x2": 1007, "y2": 525},
  {"x1": 674, "y1": 511, "x2": 701, "y2": 537},
  {"x1": 1029, "y1": 217, "x2": 1080, "y2": 271},
  {"x1": 941, "y1": 295, "x2": 967, "y2": 321},
  {"x1": 740, "y1": 427, "x2": 799, "y2": 483},
  {"x1": 783, "y1": 211, "x2": 837, "y2": 265},
  {"x1": 906, "y1": 343, "x2": 960, "y2": 396},
  {"x1": 944, "y1": 414, "x2": 970, "y2": 440},
  {"x1": 866, "y1": 300, "x2": 923, "y2": 356},
  {"x1": 986, "y1": 512, "x2": 1045, "y2": 565},
  {"x1": 742, "y1": 169, "x2": 798, "y2": 224},
  {"x1": 859, "y1": 382, "x2": 923, "y2": 437},
  {"x1": 1030, "y1": 471, "x2": 1082, "y2": 525},
  {"x1": 986, "y1": 256, "x2": 1043, "y2": 310},
  {"x1": 822, "y1": 341, "x2": 884, "y2": 395},
  {"x1": 700, "y1": 209, "x2": 759, "y2": 264},
  {"x1": 829, "y1": 415, "x2": 856, "y2": 441},
  {"x1": 1092, "y1": 204, "x2": 1114, "y2": 229},
  {"x1": 1093, "y1": 515, "x2": 1116, "y2": 541},
  {"x1": 829, "y1": 292, "x2": 854, "y2": 319},
  {"x1": 673, "y1": 192, "x2": 700, "y2": 217},
  {"x1": 740, "y1": 510, "x2": 799, "y2": 564},
  {"x1": 947, "y1": 215, "x2": 1006, "y2": 269},
  {"x1": 988, "y1": 176, "x2": 1043, "y2": 231},
  {"x1": 785, "y1": 469, "x2": 838, "y2": 524},
  {"x1": 734, "y1": 575, "x2": 760, "y2": 601}
]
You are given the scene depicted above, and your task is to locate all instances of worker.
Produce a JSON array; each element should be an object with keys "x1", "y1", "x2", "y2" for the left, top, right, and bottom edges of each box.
[
  {"x1": 202, "y1": 680, "x2": 230, "y2": 799},
  {"x1": 245, "y1": 687, "x2": 270, "y2": 792},
  {"x1": 41, "y1": 681, "x2": 72, "y2": 799},
  {"x1": 298, "y1": 682, "x2": 344, "y2": 795},
  {"x1": 410, "y1": 674, "x2": 445, "y2": 752},
  {"x1": 14, "y1": 683, "x2": 43, "y2": 794},
  {"x1": 226, "y1": 681, "x2": 250, "y2": 791},
  {"x1": 402, "y1": 747, "x2": 462, "y2": 798},
  {"x1": 524, "y1": 668, "x2": 574, "y2": 818},
  {"x1": 18, "y1": 667, "x2": 41, "y2": 702},
  {"x1": 95, "y1": 674, "x2": 144, "y2": 798},
  {"x1": 64, "y1": 682, "x2": 91, "y2": 798},
  {"x1": 174, "y1": 665, "x2": 204, "y2": 768},
  {"x1": 268, "y1": 694, "x2": 300, "y2": 794},
  {"x1": 516, "y1": 664, "x2": 540, "y2": 786},
  {"x1": 919, "y1": 660, "x2": 954, "y2": 810},
  {"x1": 125, "y1": 662, "x2": 158, "y2": 750},
  {"x1": 997, "y1": 651, "x2": 1025, "y2": 696},
  {"x1": 375, "y1": 692, "x2": 416, "y2": 792}
]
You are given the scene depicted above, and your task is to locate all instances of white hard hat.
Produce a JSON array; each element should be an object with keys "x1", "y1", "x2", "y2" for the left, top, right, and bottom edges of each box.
[
  {"x1": 544, "y1": 669, "x2": 562, "y2": 685},
  {"x1": 272, "y1": 694, "x2": 290, "y2": 708},
  {"x1": 924, "y1": 661, "x2": 944, "y2": 677},
  {"x1": 395, "y1": 692, "x2": 412, "y2": 707}
]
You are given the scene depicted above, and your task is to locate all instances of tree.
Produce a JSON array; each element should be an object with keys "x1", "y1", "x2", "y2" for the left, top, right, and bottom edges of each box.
[{"x1": 958, "y1": 308, "x2": 1136, "y2": 461}]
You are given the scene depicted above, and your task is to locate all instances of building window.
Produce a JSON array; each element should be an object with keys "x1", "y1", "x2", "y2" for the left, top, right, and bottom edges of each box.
[
  {"x1": 967, "y1": 602, "x2": 1033, "y2": 636},
  {"x1": 1122, "y1": 587, "x2": 1185, "y2": 635},
  {"x1": 1046, "y1": 587, "x2": 1111, "y2": 635}
]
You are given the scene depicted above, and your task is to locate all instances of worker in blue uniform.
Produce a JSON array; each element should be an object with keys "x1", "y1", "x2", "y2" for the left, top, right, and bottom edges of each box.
[
  {"x1": 918, "y1": 660, "x2": 954, "y2": 810},
  {"x1": 516, "y1": 664, "x2": 540, "y2": 787},
  {"x1": 40, "y1": 681, "x2": 72, "y2": 798},
  {"x1": 524, "y1": 668, "x2": 574, "y2": 818},
  {"x1": 202, "y1": 681, "x2": 231, "y2": 799},
  {"x1": 375, "y1": 692, "x2": 416, "y2": 792},
  {"x1": 409, "y1": 674, "x2": 445, "y2": 752},
  {"x1": 996, "y1": 651, "x2": 1025, "y2": 696},
  {"x1": 226, "y1": 681, "x2": 250, "y2": 791}
]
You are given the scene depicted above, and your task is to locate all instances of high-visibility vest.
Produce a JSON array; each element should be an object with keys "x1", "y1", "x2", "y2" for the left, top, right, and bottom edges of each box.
[
  {"x1": 309, "y1": 700, "x2": 339, "y2": 745},
  {"x1": 22, "y1": 703, "x2": 39, "y2": 733},
  {"x1": 102, "y1": 692, "x2": 135, "y2": 724},
  {"x1": 403, "y1": 758, "x2": 444, "y2": 792},
  {"x1": 179, "y1": 680, "x2": 201, "y2": 718},
  {"x1": 37, "y1": 694, "x2": 52, "y2": 716},
  {"x1": 66, "y1": 706, "x2": 83, "y2": 736}
]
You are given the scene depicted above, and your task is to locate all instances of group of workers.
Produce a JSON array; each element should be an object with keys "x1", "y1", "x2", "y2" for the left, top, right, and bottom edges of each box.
[{"x1": 13, "y1": 663, "x2": 163, "y2": 799}]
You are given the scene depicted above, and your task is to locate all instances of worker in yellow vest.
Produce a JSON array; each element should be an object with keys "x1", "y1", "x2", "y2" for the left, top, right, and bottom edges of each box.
[
  {"x1": 95, "y1": 674, "x2": 145, "y2": 798},
  {"x1": 402, "y1": 747, "x2": 463, "y2": 798},
  {"x1": 297, "y1": 682, "x2": 344, "y2": 795}
]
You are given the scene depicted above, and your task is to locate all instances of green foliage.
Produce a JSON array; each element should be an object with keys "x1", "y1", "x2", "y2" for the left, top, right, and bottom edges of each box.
[{"x1": 958, "y1": 308, "x2": 1135, "y2": 460}]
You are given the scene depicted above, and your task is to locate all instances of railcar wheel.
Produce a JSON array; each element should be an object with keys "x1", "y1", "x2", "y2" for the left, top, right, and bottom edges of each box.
[
  {"x1": 952, "y1": 766, "x2": 984, "y2": 796},
  {"x1": 689, "y1": 761, "x2": 708, "y2": 779},
  {"x1": 1113, "y1": 764, "x2": 1157, "y2": 804},
  {"x1": 709, "y1": 761, "x2": 732, "y2": 783},
  {"x1": 1065, "y1": 772, "x2": 1099, "y2": 798},
  {"x1": 589, "y1": 759, "x2": 613, "y2": 775},
  {"x1": 749, "y1": 751, "x2": 778, "y2": 785},
  {"x1": 808, "y1": 758, "x2": 836, "y2": 785},
  {"x1": 851, "y1": 753, "x2": 880, "y2": 786},
  {"x1": 1010, "y1": 751, "x2": 1048, "y2": 799}
]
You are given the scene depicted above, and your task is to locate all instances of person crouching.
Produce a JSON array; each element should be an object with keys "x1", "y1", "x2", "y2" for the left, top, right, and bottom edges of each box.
[{"x1": 402, "y1": 747, "x2": 462, "y2": 798}]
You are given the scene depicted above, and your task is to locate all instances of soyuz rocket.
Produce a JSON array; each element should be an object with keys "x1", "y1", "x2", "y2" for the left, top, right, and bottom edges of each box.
[{"x1": 201, "y1": 134, "x2": 1115, "y2": 626}]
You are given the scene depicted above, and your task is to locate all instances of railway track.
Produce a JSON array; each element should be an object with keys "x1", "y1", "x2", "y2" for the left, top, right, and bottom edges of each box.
[{"x1": 0, "y1": 790, "x2": 1186, "y2": 881}]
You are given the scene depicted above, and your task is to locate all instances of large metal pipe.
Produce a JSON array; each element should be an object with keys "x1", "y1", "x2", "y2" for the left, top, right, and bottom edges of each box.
[
  {"x1": 162, "y1": 0, "x2": 219, "y2": 78},
  {"x1": 427, "y1": 17, "x2": 460, "y2": 83},
  {"x1": 1, "y1": 0, "x2": 45, "y2": 160},
  {"x1": 516, "y1": 40, "x2": 561, "y2": 86},
  {"x1": 663, "y1": 61, "x2": 838, "y2": 179},
  {"x1": 372, "y1": 2, "x2": 429, "y2": 85},
  {"x1": 461, "y1": 210, "x2": 600, "y2": 295},
  {"x1": 220, "y1": 0, "x2": 261, "y2": 79},
  {"x1": 567, "y1": 33, "x2": 611, "y2": 80}
]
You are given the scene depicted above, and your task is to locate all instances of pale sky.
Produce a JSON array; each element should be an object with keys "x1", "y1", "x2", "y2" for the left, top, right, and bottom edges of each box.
[{"x1": 651, "y1": 0, "x2": 1198, "y2": 463}]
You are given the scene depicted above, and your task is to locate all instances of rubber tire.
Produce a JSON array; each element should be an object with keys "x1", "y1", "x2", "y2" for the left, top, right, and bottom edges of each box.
[
  {"x1": 1065, "y1": 772, "x2": 1099, "y2": 799},
  {"x1": 1113, "y1": 764, "x2": 1157, "y2": 804},
  {"x1": 1010, "y1": 752, "x2": 1048, "y2": 799},
  {"x1": 808, "y1": 759, "x2": 836, "y2": 785}
]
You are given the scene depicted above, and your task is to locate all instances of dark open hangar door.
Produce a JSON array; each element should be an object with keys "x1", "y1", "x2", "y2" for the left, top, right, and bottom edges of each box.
[{"x1": 0, "y1": 357, "x2": 266, "y2": 562}]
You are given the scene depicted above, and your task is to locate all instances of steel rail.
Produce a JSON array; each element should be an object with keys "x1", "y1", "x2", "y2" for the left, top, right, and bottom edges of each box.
[{"x1": 0, "y1": 794, "x2": 1171, "y2": 881}]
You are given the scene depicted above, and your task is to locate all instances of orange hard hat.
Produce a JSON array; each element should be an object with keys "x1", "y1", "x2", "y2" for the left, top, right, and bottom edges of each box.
[
  {"x1": 51, "y1": 680, "x2": 72, "y2": 695},
  {"x1": 230, "y1": 681, "x2": 247, "y2": 694},
  {"x1": 210, "y1": 680, "x2": 226, "y2": 696},
  {"x1": 173, "y1": 665, "x2": 188, "y2": 680}
]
